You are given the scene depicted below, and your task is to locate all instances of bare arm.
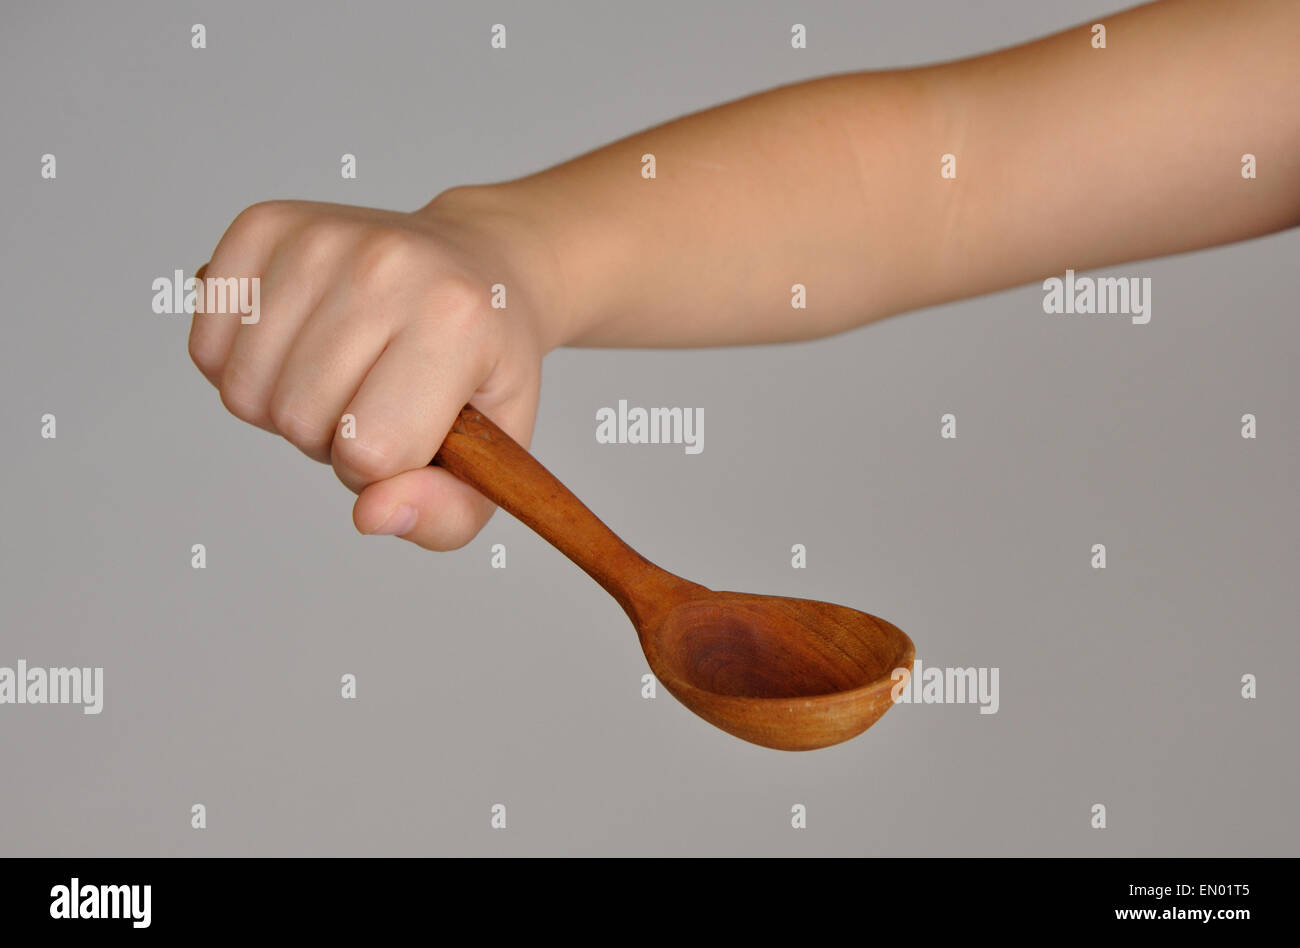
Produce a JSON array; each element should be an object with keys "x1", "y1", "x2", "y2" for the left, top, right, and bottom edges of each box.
[
  {"x1": 445, "y1": 0, "x2": 1300, "y2": 348},
  {"x1": 192, "y1": 0, "x2": 1300, "y2": 552}
]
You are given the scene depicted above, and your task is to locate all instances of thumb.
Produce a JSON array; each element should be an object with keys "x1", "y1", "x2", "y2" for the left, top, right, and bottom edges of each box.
[{"x1": 351, "y1": 384, "x2": 540, "y2": 551}]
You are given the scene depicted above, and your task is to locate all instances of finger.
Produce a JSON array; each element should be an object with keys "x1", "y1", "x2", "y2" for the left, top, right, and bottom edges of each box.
[
  {"x1": 330, "y1": 314, "x2": 496, "y2": 494},
  {"x1": 267, "y1": 284, "x2": 391, "y2": 463},
  {"x1": 188, "y1": 204, "x2": 285, "y2": 386},
  {"x1": 351, "y1": 378, "x2": 540, "y2": 550},
  {"x1": 217, "y1": 237, "x2": 332, "y2": 434}
]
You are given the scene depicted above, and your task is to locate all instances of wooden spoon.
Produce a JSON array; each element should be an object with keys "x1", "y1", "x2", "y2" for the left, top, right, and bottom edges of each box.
[{"x1": 432, "y1": 406, "x2": 915, "y2": 751}]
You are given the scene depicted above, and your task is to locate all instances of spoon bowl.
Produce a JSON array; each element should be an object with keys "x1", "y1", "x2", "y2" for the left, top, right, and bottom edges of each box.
[
  {"x1": 641, "y1": 592, "x2": 913, "y2": 750},
  {"x1": 434, "y1": 406, "x2": 914, "y2": 751}
]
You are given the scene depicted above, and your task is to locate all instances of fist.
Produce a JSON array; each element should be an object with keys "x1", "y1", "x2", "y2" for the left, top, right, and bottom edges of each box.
[{"x1": 188, "y1": 190, "x2": 556, "y2": 550}]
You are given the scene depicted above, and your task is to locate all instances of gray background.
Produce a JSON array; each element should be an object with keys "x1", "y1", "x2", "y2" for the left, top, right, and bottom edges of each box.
[{"x1": 2, "y1": 0, "x2": 1295, "y2": 856}]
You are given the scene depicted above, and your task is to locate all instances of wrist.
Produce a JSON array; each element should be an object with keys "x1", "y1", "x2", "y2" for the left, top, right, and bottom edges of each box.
[{"x1": 419, "y1": 182, "x2": 578, "y2": 353}]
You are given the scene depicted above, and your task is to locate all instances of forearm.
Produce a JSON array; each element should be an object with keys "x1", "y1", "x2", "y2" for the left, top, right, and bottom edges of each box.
[
  {"x1": 439, "y1": 0, "x2": 1300, "y2": 350},
  {"x1": 446, "y1": 71, "x2": 938, "y2": 348},
  {"x1": 927, "y1": 0, "x2": 1300, "y2": 314}
]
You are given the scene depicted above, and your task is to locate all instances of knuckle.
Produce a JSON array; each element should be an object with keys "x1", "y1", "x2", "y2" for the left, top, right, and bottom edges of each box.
[
  {"x1": 217, "y1": 373, "x2": 265, "y2": 425},
  {"x1": 226, "y1": 200, "x2": 286, "y2": 242},
  {"x1": 288, "y1": 220, "x2": 343, "y2": 265},
  {"x1": 350, "y1": 230, "x2": 419, "y2": 292},
  {"x1": 416, "y1": 275, "x2": 494, "y2": 351},
  {"x1": 187, "y1": 331, "x2": 220, "y2": 378},
  {"x1": 334, "y1": 431, "x2": 401, "y2": 484},
  {"x1": 268, "y1": 397, "x2": 322, "y2": 450},
  {"x1": 432, "y1": 274, "x2": 485, "y2": 324}
]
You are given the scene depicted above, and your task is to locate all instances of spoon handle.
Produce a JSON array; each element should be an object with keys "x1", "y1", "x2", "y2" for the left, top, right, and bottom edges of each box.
[{"x1": 430, "y1": 405, "x2": 696, "y2": 625}]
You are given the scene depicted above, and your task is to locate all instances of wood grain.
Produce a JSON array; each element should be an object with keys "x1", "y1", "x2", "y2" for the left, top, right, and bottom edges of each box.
[{"x1": 433, "y1": 404, "x2": 914, "y2": 751}]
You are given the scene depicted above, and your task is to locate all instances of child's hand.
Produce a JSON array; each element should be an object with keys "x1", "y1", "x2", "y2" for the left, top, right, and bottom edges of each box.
[
  {"x1": 189, "y1": 0, "x2": 1300, "y2": 555},
  {"x1": 188, "y1": 191, "x2": 559, "y2": 550}
]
